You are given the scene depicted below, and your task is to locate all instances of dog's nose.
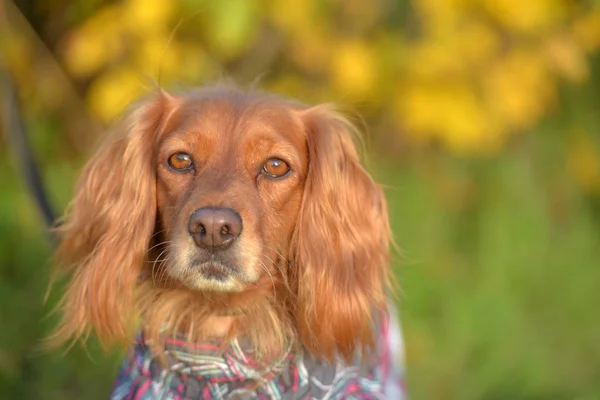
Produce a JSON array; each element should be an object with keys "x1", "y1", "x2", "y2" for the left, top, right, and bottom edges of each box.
[{"x1": 188, "y1": 207, "x2": 243, "y2": 250}]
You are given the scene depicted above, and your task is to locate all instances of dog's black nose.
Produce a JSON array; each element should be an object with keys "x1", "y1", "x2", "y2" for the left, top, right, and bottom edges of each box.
[{"x1": 188, "y1": 207, "x2": 242, "y2": 250}]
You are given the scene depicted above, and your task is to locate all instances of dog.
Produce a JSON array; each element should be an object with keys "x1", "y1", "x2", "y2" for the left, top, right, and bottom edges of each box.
[{"x1": 50, "y1": 85, "x2": 405, "y2": 399}]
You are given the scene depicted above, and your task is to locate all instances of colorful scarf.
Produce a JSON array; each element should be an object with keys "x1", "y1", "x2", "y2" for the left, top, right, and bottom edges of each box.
[{"x1": 110, "y1": 309, "x2": 405, "y2": 399}]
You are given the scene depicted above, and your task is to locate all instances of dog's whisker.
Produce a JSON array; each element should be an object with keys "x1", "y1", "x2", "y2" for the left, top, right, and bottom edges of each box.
[
  {"x1": 151, "y1": 247, "x2": 172, "y2": 286},
  {"x1": 145, "y1": 240, "x2": 173, "y2": 255},
  {"x1": 148, "y1": 229, "x2": 171, "y2": 241},
  {"x1": 156, "y1": 253, "x2": 175, "y2": 284},
  {"x1": 257, "y1": 259, "x2": 277, "y2": 301},
  {"x1": 261, "y1": 244, "x2": 291, "y2": 268},
  {"x1": 261, "y1": 253, "x2": 287, "y2": 287}
]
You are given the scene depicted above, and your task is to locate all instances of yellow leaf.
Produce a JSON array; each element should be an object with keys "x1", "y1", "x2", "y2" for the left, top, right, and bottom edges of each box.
[
  {"x1": 134, "y1": 35, "x2": 171, "y2": 77},
  {"x1": 484, "y1": 49, "x2": 556, "y2": 131},
  {"x1": 405, "y1": 21, "x2": 499, "y2": 79},
  {"x1": 483, "y1": 0, "x2": 565, "y2": 35},
  {"x1": 331, "y1": 41, "x2": 376, "y2": 98},
  {"x1": 204, "y1": 0, "x2": 259, "y2": 60},
  {"x1": 455, "y1": 21, "x2": 501, "y2": 68},
  {"x1": 288, "y1": 27, "x2": 333, "y2": 73},
  {"x1": 87, "y1": 67, "x2": 147, "y2": 122},
  {"x1": 407, "y1": 40, "x2": 464, "y2": 78},
  {"x1": 175, "y1": 42, "x2": 212, "y2": 82},
  {"x1": 62, "y1": 5, "x2": 124, "y2": 78},
  {"x1": 436, "y1": 84, "x2": 500, "y2": 154},
  {"x1": 572, "y1": 10, "x2": 600, "y2": 53},
  {"x1": 395, "y1": 83, "x2": 441, "y2": 141},
  {"x1": 544, "y1": 35, "x2": 589, "y2": 83},
  {"x1": 396, "y1": 82, "x2": 504, "y2": 155},
  {"x1": 331, "y1": 0, "x2": 384, "y2": 32},
  {"x1": 123, "y1": 0, "x2": 176, "y2": 34},
  {"x1": 268, "y1": 0, "x2": 313, "y2": 35},
  {"x1": 265, "y1": 75, "x2": 311, "y2": 101},
  {"x1": 414, "y1": 0, "x2": 470, "y2": 30}
]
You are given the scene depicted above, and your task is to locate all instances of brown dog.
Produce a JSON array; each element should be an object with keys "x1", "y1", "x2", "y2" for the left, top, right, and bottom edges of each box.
[{"x1": 51, "y1": 85, "x2": 404, "y2": 398}]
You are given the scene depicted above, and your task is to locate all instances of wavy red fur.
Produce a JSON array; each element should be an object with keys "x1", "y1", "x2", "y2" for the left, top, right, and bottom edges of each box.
[{"x1": 49, "y1": 85, "x2": 392, "y2": 364}]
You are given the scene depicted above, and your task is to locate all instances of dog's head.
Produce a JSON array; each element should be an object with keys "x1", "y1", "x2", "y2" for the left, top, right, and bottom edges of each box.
[{"x1": 51, "y1": 86, "x2": 391, "y2": 361}]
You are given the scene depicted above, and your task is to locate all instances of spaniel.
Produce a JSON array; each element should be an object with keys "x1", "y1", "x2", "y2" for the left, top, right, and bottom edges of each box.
[{"x1": 50, "y1": 85, "x2": 405, "y2": 399}]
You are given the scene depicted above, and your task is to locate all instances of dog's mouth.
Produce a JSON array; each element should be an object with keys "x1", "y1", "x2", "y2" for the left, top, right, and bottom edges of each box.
[
  {"x1": 170, "y1": 241, "x2": 261, "y2": 292},
  {"x1": 182, "y1": 252, "x2": 252, "y2": 292},
  {"x1": 193, "y1": 261, "x2": 235, "y2": 282}
]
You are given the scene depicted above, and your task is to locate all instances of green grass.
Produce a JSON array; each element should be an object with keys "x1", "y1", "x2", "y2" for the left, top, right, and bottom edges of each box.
[
  {"x1": 1, "y1": 129, "x2": 599, "y2": 399},
  {"x1": 376, "y1": 142, "x2": 600, "y2": 399}
]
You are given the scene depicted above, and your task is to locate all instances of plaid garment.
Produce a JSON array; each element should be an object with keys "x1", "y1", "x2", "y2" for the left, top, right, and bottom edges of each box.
[{"x1": 110, "y1": 308, "x2": 405, "y2": 400}]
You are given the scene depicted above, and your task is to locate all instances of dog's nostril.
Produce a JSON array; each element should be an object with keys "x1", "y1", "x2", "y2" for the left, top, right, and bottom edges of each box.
[
  {"x1": 221, "y1": 225, "x2": 230, "y2": 236},
  {"x1": 188, "y1": 207, "x2": 243, "y2": 250}
]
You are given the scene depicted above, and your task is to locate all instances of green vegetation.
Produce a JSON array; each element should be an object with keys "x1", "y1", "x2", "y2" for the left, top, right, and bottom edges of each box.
[{"x1": 2, "y1": 1, "x2": 600, "y2": 398}]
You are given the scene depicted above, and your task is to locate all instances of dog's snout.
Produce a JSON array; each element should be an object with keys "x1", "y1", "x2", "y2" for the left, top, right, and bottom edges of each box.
[{"x1": 188, "y1": 207, "x2": 243, "y2": 250}]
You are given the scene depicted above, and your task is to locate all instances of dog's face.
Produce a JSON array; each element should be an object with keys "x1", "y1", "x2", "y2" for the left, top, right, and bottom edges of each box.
[
  {"x1": 52, "y1": 86, "x2": 390, "y2": 361},
  {"x1": 155, "y1": 97, "x2": 308, "y2": 292}
]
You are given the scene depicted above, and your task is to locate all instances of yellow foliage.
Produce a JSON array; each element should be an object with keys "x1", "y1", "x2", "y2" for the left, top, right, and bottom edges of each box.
[
  {"x1": 395, "y1": 83, "x2": 438, "y2": 142},
  {"x1": 268, "y1": 0, "x2": 314, "y2": 35},
  {"x1": 483, "y1": 0, "x2": 565, "y2": 35},
  {"x1": 455, "y1": 21, "x2": 501, "y2": 68},
  {"x1": 484, "y1": 49, "x2": 555, "y2": 131},
  {"x1": 172, "y1": 42, "x2": 214, "y2": 83},
  {"x1": 414, "y1": 0, "x2": 471, "y2": 30},
  {"x1": 331, "y1": 41, "x2": 376, "y2": 99},
  {"x1": 123, "y1": 0, "x2": 175, "y2": 35},
  {"x1": 544, "y1": 35, "x2": 589, "y2": 83},
  {"x1": 133, "y1": 35, "x2": 172, "y2": 78},
  {"x1": 0, "y1": 31, "x2": 33, "y2": 86},
  {"x1": 287, "y1": 27, "x2": 333, "y2": 74},
  {"x1": 203, "y1": 0, "x2": 259, "y2": 60},
  {"x1": 45, "y1": 0, "x2": 600, "y2": 164},
  {"x1": 568, "y1": 134, "x2": 600, "y2": 195},
  {"x1": 407, "y1": 40, "x2": 466, "y2": 79},
  {"x1": 62, "y1": 5, "x2": 124, "y2": 78},
  {"x1": 332, "y1": 0, "x2": 384, "y2": 32},
  {"x1": 407, "y1": 20, "x2": 500, "y2": 79},
  {"x1": 397, "y1": 82, "x2": 501, "y2": 154},
  {"x1": 269, "y1": 0, "x2": 333, "y2": 75},
  {"x1": 438, "y1": 85, "x2": 500, "y2": 154},
  {"x1": 132, "y1": 36, "x2": 209, "y2": 83},
  {"x1": 572, "y1": 10, "x2": 600, "y2": 52},
  {"x1": 87, "y1": 66, "x2": 147, "y2": 122},
  {"x1": 266, "y1": 74, "x2": 313, "y2": 103}
]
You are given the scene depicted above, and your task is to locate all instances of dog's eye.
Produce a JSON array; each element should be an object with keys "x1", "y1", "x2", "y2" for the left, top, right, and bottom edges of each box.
[
  {"x1": 168, "y1": 152, "x2": 194, "y2": 171},
  {"x1": 262, "y1": 158, "x2": 290, "y2": 178}
]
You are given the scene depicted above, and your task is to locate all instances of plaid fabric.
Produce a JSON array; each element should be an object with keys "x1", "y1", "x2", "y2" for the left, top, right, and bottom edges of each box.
[{"x1": 110, "y1": 308, "x2": 405, "y2": 400}]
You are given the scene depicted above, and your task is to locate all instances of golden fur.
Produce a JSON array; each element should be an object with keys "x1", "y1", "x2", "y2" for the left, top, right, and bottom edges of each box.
[{"x1": 49, "y1": 85, "x2": 392, "y2": 363}]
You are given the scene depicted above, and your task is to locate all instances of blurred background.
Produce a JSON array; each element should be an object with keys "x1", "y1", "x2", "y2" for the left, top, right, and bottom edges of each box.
[{"x1": 1, "y1": 0, "x2": 600, "y2": 398}]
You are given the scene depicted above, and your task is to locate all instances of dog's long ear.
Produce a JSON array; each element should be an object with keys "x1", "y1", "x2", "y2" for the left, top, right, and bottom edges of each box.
[
  {"x1": 48, "y1": 91, "x2": 180, "y2": 349},
  {"x1": 292, "y1": 105, "x2": 391, "y2": 362}
]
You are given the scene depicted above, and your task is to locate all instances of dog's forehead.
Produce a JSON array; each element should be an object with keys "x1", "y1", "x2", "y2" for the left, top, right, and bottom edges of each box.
[{"x1": 177, "y1": 94, "x2": 306, "y2": 146}]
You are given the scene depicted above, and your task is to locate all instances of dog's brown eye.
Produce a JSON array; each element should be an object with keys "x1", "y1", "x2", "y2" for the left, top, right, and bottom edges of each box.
[
  {"x1": 262, "y1": 158, "x2": 290, "y2": 178},
  {"x1": 168, "y1": 152, "x2": 194, "y2": 171}
]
